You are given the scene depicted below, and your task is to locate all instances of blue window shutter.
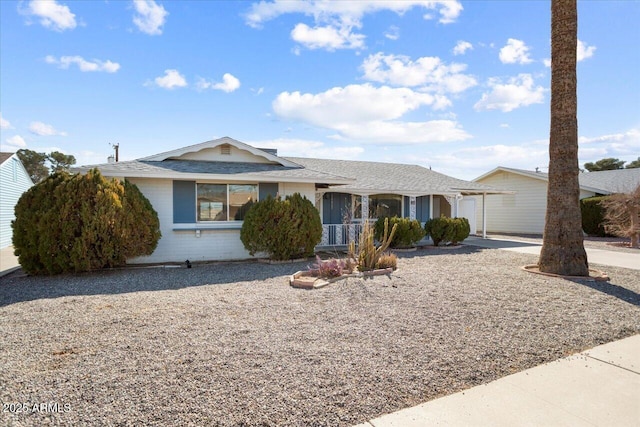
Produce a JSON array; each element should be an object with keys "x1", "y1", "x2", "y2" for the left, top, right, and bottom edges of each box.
[
  {"x1": 404, "y1": 196, "x2": 410, "y2": 218},
  {"x1": 173, "y1": 181, "x2": 196, "y2": 223},
  {"x1": 259, "y1": 182, "x2": 278, "y2": 201}
]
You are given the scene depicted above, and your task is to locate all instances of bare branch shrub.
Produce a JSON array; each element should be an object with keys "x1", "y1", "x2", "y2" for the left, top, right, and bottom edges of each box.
[{"x1": 601, "y1": 185, "x2": 640, "y2": 248}]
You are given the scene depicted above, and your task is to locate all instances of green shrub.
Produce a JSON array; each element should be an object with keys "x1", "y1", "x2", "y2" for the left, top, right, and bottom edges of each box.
[
  {"x1": 424, "y1": 217, "x2": 449, "y2": 246},
  {"x1": 449, "y1": 217, "x2": 470, "y2": 244},
  {"x1": 580, "y1": 196, "x2": 610, "y2": 237},
  {"x1": 12, "y1": 170, "x2": 161, "y2": 275},
  {"x1": 240, "y1": 193, "x2": 322, "y2": 260},
  {"x1": 374, "y1": 216, "x2": 425, "y2": 248},
  {"x1": 424, "y1": 217, "x2": 470, "y2": 246}
]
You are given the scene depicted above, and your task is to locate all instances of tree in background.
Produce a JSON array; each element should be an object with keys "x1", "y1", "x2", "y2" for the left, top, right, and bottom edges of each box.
[
  {"x1": 584, "y1": 158, "x2": 625, "y2": 171},
  {"x1": 47, "y1": 151, "x2": 77, "y2": 173},
  {"x1": 16, "y1": 149, "x2": 49, "y2": 183},
  {"x1": 16, "y1": 148, "x2": 76, "y2": 183},
  {"x1": 625, "y1": 157, "x2": 640, "y2": 169},
  {"x1": 601, "y1": 185, "x2": 640, "y2": 248},
  {"x1": 539, "y1": 0, "x2": 589, "y2": 276}
]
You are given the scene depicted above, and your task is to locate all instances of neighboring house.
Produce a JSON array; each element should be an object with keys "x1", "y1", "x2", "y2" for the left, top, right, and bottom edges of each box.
[
  {"x1": 75, "y1": 137, "x2": 507, "y2": 264},
  {"x1": 0, "y1": 152, "x2": 34, "y2": 249},
  {"x1": 473, "y1": 166, "x2": 640, "y2": 235}
]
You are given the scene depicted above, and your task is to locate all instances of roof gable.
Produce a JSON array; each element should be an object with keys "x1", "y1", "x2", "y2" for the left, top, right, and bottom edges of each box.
[
  {"x1": 475, "y1": 166, "x2": 640, "y2": 195},
  {"x1": 140, "y1": 137, "x2": 300, "y2": 168}
]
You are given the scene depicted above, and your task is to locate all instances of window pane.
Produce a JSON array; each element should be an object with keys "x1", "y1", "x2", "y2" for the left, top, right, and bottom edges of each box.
[
  {"x1": 197, "y1": 184, "x2": 227, "y2": 221},
  {"x1": 229, "y1": 184, "x2": 258, "y2": 220},
  {"x1": 369, "y1": 194, "x2": 402, "y2": 218}
]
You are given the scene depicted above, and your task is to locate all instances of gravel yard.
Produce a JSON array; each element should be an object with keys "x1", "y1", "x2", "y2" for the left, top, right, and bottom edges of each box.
[{"x1": 1, "y1": 246, "x2": 639, "y2": 426}]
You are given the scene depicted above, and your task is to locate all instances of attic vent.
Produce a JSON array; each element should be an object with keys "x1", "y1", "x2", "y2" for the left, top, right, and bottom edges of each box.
[{"x1": 220, "y1": 144, "x2": 231, "y2": 155}]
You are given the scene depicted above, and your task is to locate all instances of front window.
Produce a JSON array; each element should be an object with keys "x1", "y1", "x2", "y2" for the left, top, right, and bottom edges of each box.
[
  {"x1": 369, "y1": 194, "x2": 402, "y2": 218},
  {"x1": 197, "y1": 183, "x2": 257, "y2": 221}
]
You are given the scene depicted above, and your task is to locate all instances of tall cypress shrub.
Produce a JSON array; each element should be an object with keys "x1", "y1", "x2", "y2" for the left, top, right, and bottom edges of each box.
[{"x1": 12, "y1": 169, "x2": 161, "y2": 275}]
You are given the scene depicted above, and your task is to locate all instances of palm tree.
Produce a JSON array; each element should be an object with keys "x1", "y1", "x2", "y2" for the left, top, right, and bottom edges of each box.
[{"x1": 538, "y1": 0, "x2": 589, "y2": 276}]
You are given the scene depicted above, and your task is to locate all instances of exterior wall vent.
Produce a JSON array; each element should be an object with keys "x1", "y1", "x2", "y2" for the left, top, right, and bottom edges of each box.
[{"x1": 220, "y1": 144, "x2": 231, "y2": 155}]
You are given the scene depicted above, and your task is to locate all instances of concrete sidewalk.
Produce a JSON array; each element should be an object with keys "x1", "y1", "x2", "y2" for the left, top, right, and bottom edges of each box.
[
  {"x1": 356, "y1": 335, "x2": 640, "y2": 427},
  {"x1": 464, "y1": 236, "x2": 640, "y2": 270}
]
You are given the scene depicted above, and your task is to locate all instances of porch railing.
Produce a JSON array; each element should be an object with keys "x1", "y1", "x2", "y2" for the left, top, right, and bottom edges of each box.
[{"x1": 320, "y1": 223, "x2": 363, "y2": 246}]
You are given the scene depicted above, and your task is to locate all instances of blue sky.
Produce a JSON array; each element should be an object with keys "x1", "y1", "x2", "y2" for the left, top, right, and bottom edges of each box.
[{"x1": 1, "y1": 0, "x2": 638, "y2": 180}]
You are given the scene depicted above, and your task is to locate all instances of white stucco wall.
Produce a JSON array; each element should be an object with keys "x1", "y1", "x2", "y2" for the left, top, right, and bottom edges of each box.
[{"x1": 126, "y1": 178, "x2": 317, "y2": 264}]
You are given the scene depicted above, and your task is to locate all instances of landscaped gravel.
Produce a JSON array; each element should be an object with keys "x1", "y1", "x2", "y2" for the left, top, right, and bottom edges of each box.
[{"x1": 1, "y1": 246, "x2": 639, "y2": 426}]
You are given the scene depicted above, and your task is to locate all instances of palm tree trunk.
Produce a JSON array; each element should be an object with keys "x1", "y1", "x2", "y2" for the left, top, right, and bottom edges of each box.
[{"x1": 538, "y1": 0, "x2": 589, "y2": 276}]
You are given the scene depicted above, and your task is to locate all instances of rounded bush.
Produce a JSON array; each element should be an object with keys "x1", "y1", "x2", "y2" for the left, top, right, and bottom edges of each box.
[
  {"x1": 424, "y1": 217, "x2": 470, "y2": 246},
  {"x1": 424, "y1": 217, "x2": 449, "y2": 246},
  {"x1": 580, "y1": 196, "x2": 610, "y2": 237},
  {"x1": 12, "y1": 170, "x2": 161, "y2": 275},
  {"x1": 240, "y1": 193, "x2": 322, "y2": 260},
  {"x1": 374, "y1": 216, "x2": 425, "y2": 248},
  {"x1": 449, "y1": 217, "x2": 470, "y2": 244}
]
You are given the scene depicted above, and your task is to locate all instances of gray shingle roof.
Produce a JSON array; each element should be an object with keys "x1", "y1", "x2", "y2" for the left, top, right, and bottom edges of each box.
[
  {"x1": 578, "y1": 168, "x2": 640, "y2": 194},
  {"x1": 74, "y1": 159, "x2": 352, "y2": 184},
  {"x1": 284, "y1": 157, "x2": 506, "y2": 196},
  {"x1": 0, "y1": 152, "x2": 14, "y2": 165}
]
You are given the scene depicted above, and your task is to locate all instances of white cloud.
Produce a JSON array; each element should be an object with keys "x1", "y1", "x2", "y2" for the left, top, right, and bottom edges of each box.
[
  {"x1": 0, "y1": 112, "x2": 12, "y2": 129},
  {"x1": 23, "y1": 0, "x2": 77, "y2": 32},
  {"x1": 384, "y1": 25, "x2": 400, "y2": 41},
  {"x1": 474, "y1": 74, "x2": 546, "y2": 112},
  {"x1": 252, "y1": 138, "x2": 365, "y2": 159},
  {"x1": 361, "y1": 52, "x2": 477, "y2": 94},
  {"x1": 29, "y1": 121, "x2": 67, "y2": 136},
  {"x1": 197, "y1": 73, "x2": 241, "y2": 93},
  {"x1": 499, "y1": 38, "x2": 533, "y2": 64},
  {"x1": 543, "y1": 58, "x2": 551, "y2": 68},
  {"x1": 422, "y1": 141, "x2": 550, "y2": 180},
  {"x1": 245, "y1": 1, "x2": 463, "y2": 28},
  {"x1": 149, "y1": 69, "x2": 187, "y2": 89},
  {"x1": 45, "y1": 55, "x2": 120, "y2": 73},
  {"x1": 272, "y1": 84, "x2": 470, "y2": 143},
  {"x1": 291, "y1": 23, "x2": 365, "y2": 50},
  {"x1": 132, "y1": 0, "x2": 168, "y2": 35},
  {"x1": 577, "y1": 40, "x2": 596, "y2": 62},
  {"x1": 5, "y1": 135, "x2": 27, "y2": 149},
  {"x1": 579, "y1": 128, "x2": 640, "y2": 161},
  {"x1": 452, "y1": 40, "x2": 473, "y2": 55},
  {"x1": 274, "y1": 84, "x2": 439, "y2": 125}
]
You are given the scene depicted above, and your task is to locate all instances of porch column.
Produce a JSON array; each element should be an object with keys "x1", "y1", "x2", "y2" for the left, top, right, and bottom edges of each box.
[
  {"x1": 361, "y1": 195, "x2": 369, "y2": 222},
  {"x1": 315, "y1": 192, "x2": 323, "y2": 213},
  {"x1": 482, "y1": 193, "x2": 487, "y2": 239},
  {"x1": 429, "y1": 195, "x2": 434, "y2": 219},
  {"x1": 409, "y1": 196, "x2": 416, "y2": 220}
]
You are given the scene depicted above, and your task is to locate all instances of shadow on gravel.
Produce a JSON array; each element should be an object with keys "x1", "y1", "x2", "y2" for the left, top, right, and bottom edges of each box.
[
  {"x1": 569, "y1": 278, "x2": 640, "y2": 307},
  {"x1": 0, "y1": 260, "x2": 307, "y2": 308}
]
